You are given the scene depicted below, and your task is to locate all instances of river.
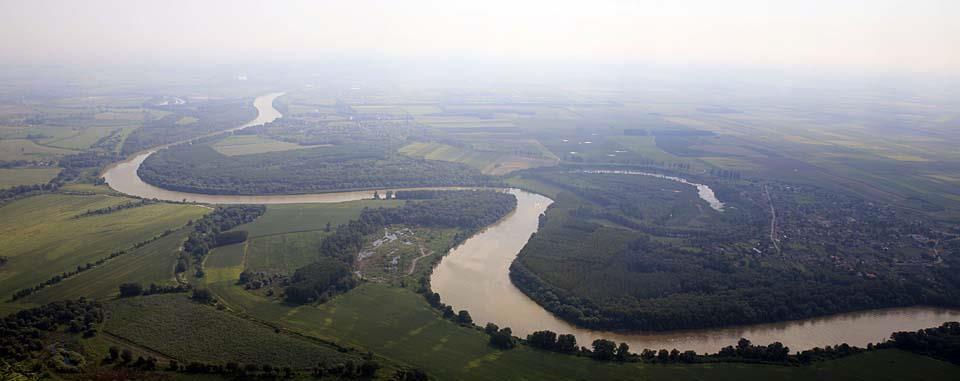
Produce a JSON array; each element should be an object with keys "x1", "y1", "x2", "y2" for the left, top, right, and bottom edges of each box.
[{"x1": 103, "y1": 93, "x2": 960, "y2": 354}]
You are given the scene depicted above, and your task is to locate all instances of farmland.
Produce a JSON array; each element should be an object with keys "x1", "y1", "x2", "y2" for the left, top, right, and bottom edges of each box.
[
  {"x1": 211, "y1": 135, "x2": 328, "y2": 156},
  {"x1": 0, "y1": 167, "x2": 61, "y2": 188},
  {"x1": 23, "y1": 229, "x2": 189, "y2": 303},
  {"x1": 103, "y1": 293, "x2": 360, "y2": 368},
  {"x1": 0, "y1": 193, "x2": 206, "y2": 300}
]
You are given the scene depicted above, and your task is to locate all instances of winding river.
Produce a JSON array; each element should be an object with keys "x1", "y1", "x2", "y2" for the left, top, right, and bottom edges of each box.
[{"x1": 103, "y1": 93, "x2": 960, "y2": 354}]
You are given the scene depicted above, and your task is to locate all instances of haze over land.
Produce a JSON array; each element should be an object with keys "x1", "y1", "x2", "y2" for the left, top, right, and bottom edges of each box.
[{"x1": 1, "y1": 1, "x2": 960, "y2": 380}]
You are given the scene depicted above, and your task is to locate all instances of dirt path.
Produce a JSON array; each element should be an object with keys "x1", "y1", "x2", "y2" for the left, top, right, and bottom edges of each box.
[
  {"x1": 407, "y1": 245, "x2": 433, "y2": 275},
  {"x1": 764, "y1": 184, "x2": 782, "y2": 254}
]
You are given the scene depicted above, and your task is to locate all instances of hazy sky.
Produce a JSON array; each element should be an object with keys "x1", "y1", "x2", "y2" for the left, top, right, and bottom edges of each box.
[{"x1": 2, "y1": 0, "x2": 958, "y2": 75}]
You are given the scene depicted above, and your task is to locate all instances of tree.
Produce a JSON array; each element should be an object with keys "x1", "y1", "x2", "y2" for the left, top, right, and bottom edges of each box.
[
  {"x1": 121, "y1": 349, "x2": 133, "y2": 363},
  {"x1": 484, "y1": 322, "x2": 499, "y2": 335},
  {"x1": 557, "y1": 334, "x2": 578, "y2": 353},
  {"x1": 489, "y1": 327, "x2": 516, "y2": 349},
  {"x1": 456, "y1": 310, "x2": 473, "y2": 325},
  {"x1": 592, "y1": 339, "x2": 617, "y2": 361},
  {"x1": 373, "y1": 190, "x2": 381, "y2": 200},
  {"x1": 657, "y1": 349, "x2": 670, "y2": 362},
  {"x1": 615, "y1": 342, "x2": 631, "y2": 361},
  {"x1": 442, "y1": 305, "x2": 455, "y2": 319},
  {"x1": 118, "y1": 283, "x2": 143, "y2": 297},
  {"x1": 108, "y1": 346, "x2": 120, "y2": 361},
  {"x1": 679, "y1": 350, "x2": 698, "y2": 363},
  {"x1": 191, "y1": 288, "x2": 213, "y2": 303},
  {"x1": 360, "y1": 359, "x2": 381, "y2": 377},
  {"x1": 528, "y1": 330, "x2": 558, "y2": 350}
]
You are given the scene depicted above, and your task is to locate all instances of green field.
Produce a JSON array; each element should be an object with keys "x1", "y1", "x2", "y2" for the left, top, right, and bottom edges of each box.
[
  {"x1": 207, "y1": 281, "x2": 960, "y2": 381},
  {"x1": 103, "y1": 294, "x2": 358, "y2": 368},
  {"x1": 24, "y1": 230, "x2": 189, "y2": 304},
  {"x1": 399, "y1": 141, "x2": 557, "y2": 175},
  {"x1": 245, "y1": 231, "x2": 327, "y2": 274},
  {"x1": 0, "y1": 167, "x2": 61, "y2": 188},
  {"x1": 0, "y1": 138, "x2": 77, "y2": 161},
  {"x1": 40, "y1": 126, "x2": 121, "y2": 150},
  {"x1": 211, "y1": 135, "x2": 328, "y2": 156},
  {"x1": 242, "y1": 200, "x2": 403, "y2": 238},
  {"x1": 0, "y1": 194, "x2": 206, "y2": 299}
]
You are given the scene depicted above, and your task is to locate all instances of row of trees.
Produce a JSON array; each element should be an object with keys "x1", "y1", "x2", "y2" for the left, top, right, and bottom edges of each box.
[
  {"x1": 72, "y1": 199, "x2": 155, "y2": 219},
  {"x1": 118, "y1": 282, "x2": 191, "y2": 298}
]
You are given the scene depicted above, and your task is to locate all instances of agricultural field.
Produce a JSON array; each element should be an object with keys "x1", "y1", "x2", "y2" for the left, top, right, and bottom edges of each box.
[
  {"x1": 0, "y1": 138, "x2": 78, "y2": 161},
  {"x1": 211, "y1": 135, "x2": 328, "y2": 156},
  {"x1": 23, "y1": 229, "x2": 189, "y2": 303},
  {"x1": 0, "y1": 193, "x2": 207, "y2": 300},
  {"x1": 0, "y1": 167, "x2": 61, "y2": 188},
  {"x1": 103, "y1": 293, "x2": 360, "y2": 369},
  {"x1": 38, "y1": 126, "x2": 125, "y2": 150},
  {"x1": 399, "y1": 141, "x2": 557, "y2": 175}
]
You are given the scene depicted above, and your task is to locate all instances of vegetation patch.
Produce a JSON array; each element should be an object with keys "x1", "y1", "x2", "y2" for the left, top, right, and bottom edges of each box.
[{"x1": 102, "y1": 294, "x2": 357, "y2": 368}]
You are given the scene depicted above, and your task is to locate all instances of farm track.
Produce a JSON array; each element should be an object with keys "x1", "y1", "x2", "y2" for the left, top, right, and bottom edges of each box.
[
  {"x1": 764, "y1": 184, "x2": 781, "y2": 254},
  {"x1": 407, "y1": 245, "x2": 433, "y2": 275}
]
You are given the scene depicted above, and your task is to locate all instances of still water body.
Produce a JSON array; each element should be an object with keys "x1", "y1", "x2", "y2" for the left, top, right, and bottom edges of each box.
[{"x1": 104, "y1": 93, "x2": 960, "y2": 353}]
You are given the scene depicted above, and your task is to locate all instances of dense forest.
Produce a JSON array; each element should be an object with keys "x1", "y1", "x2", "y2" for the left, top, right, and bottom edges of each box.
[
  {"x1": 283, "y1": 191, "x2": 516, "y2": 304},
  {"x1": 121, "y1": 99, "x2": 257, "y2": 154},
  {"x1": 0, "y1": 299, "x2": 103, "y2": 370},
  {"x1": 885, "y1": 322, "x2": 960, "y2": 365},
  {"x1": 138, "y1": 143, "x2": 497, "y2": 195},
  {"x1": 509, "y1": 168, "x2": 960, "y2": 331}
]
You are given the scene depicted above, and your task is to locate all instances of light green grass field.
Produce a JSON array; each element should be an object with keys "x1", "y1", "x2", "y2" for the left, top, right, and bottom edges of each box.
[
  {"x1": 24, "y1": 229, "x2": 188, "y2": 303},
  {"x1": 399, "y1": 141, "x2": 557, "y2": 175},
  {"x1": 242, "y1": 200, "x2": 403, "y2": 238},
  {"x1": 0, "y1": 167, "x2": 61, "y2": 188},
  {"x1": 0, "y1": 138, "x2": 77, "y2": 161},
  {"x1": 211, "y1": 135, "x2": 327, "y2": 156},
  {"x1": 245, "y1": 231, "x2": 326, "y2": 274},
  {"x1": 0, "y1": 194, "x2": 206, "y2": 299},
  {"x1": 41, "y1": 126, "x2": 120, "y2": 150}
]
